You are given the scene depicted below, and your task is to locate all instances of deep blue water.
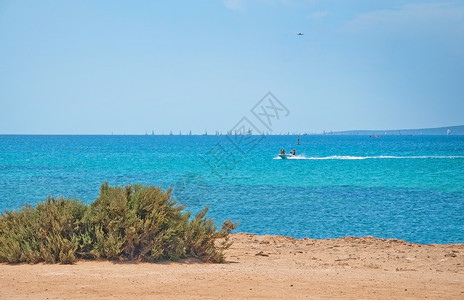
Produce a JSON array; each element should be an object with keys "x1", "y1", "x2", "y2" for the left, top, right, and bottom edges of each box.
[{"x1": 1, "y1": 135, "x2": 463, "y2": 244}]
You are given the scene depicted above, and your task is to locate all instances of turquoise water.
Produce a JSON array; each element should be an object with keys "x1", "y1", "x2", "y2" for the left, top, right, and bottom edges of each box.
[{"x1": 1, "y1": 135, "x2": 463, "y2": 244}]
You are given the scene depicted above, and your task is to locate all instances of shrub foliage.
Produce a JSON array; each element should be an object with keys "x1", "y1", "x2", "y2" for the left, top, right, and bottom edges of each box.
[{"x1": 0, "y1": 183, "x2": 237, "y2": 264}]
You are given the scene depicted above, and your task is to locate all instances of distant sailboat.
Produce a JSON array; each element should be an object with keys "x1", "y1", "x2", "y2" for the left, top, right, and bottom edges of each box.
[{"x1": 447, "y1": 129, "x2": 451, "y2": 135}]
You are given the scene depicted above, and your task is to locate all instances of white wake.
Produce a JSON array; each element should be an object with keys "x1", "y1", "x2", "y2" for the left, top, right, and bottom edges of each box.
[{"x1": 273, "y1": 155, "x2": 464, "y2": 160}]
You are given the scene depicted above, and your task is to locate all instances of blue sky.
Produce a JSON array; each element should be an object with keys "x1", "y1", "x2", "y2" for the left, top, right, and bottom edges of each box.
[{"x1": 1, "y1": 0, "x2": 463, "y2": 134}]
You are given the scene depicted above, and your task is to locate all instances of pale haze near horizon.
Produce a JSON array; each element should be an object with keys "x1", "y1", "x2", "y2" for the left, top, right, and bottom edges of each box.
[{"x1": 1, "y1": 0, "x2": 463, "y2": 135}]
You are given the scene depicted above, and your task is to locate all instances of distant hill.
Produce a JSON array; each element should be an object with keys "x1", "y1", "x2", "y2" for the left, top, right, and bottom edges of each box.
[{"x1": 332, "y1": 125, "x2": 464, "y2": 136}]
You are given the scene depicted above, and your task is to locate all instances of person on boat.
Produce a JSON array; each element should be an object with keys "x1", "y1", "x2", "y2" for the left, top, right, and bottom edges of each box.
[
  {"x1": 291, "y1": 149, "x2": 296, "y2": 155},
  {"x1": 281, "y1": 149, "x2": 286, "y2": 155}
]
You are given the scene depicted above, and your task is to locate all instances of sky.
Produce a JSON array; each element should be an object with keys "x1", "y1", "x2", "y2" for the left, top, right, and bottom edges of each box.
[{"x1": 1, "y1": 0, "x2": 463, "y2": 134}]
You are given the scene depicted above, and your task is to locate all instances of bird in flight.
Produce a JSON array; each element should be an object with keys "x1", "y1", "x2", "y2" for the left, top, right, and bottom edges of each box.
[{"x1": 297, "y1": 33, "x2": 304, "y2": 36}]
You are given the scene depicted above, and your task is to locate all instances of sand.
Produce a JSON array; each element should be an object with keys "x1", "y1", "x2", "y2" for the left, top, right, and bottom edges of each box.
[{"x1": 1, "y1": 233, "x2": 463, "y2": 299}]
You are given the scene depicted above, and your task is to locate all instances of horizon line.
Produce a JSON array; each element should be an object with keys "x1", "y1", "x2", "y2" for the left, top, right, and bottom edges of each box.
[{"x1": 0, "y1": 124, "x2": 463, "y2": 136}]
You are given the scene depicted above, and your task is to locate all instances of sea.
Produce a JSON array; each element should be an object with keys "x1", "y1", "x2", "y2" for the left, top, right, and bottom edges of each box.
[{"x1": 1, "y1": 134, "x2": 463, "y2": 244}]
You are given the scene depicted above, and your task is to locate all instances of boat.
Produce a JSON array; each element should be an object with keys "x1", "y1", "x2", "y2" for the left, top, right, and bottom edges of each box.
[
  {"x1": 278, "y1": 149, "x2": 296, "y2": 159},
  {"x1": 278, "y1": 152, "x2": 296, "y2": 159}
]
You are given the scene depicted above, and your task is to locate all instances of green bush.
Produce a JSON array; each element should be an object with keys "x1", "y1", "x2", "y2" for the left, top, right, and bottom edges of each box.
[
  {"x1": 0, "y1": 183, "x2": 237, "y2": 264},
  {"x1": 0, "y1": 197, "x2": 87, "y2": 264}
]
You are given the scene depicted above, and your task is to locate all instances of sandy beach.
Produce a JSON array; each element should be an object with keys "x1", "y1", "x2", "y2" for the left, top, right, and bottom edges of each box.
[{"x1": 1, "y1": 233, "x2": 463, "y2": 299}]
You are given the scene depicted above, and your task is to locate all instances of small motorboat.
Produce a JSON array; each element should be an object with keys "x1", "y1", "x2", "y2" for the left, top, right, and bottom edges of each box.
[
  {"x1": 278, "y1": 154, "x2": 294, "y2": 159},
  {"x1": 278, "y1": 149, "x2": 296, "y2": 159}
]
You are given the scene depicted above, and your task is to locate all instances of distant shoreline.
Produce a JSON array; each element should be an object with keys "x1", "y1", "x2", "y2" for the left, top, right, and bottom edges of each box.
[{"x1": 332, "y1": 124, "x2": 464, "y2": 136}]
